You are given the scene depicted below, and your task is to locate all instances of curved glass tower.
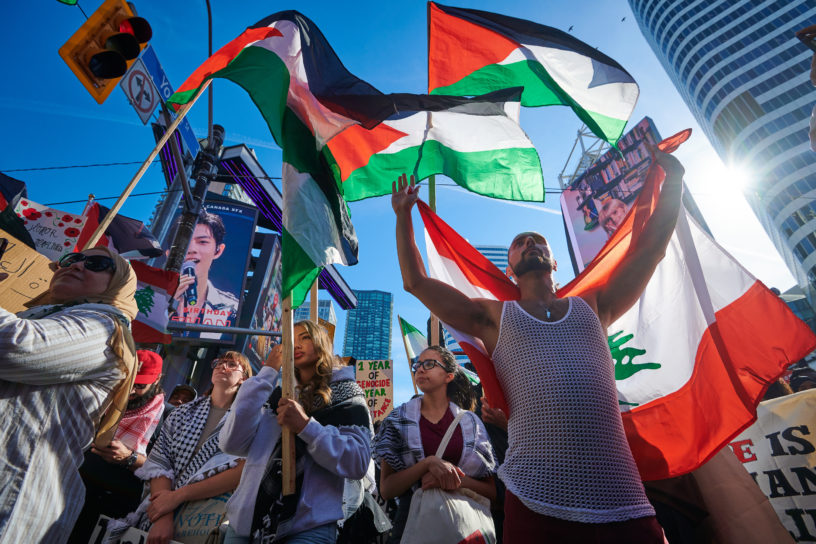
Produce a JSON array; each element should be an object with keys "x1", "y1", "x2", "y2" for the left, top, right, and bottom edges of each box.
[{"x1": 629, "y1": 0, "x2": 816, "y2": 300}]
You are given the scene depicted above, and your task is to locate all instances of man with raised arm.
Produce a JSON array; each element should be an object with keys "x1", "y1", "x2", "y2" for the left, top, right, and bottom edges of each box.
[{"x1": 391, "y1": 148, "x2": 685, "y2": 543}]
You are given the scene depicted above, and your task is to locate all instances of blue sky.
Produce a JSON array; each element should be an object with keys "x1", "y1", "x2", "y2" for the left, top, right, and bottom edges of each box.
[{"x1": 2, "y1": 1, "x2": 797, "y2": 405}]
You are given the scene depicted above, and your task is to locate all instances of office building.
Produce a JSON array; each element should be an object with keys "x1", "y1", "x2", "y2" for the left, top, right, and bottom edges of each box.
[
  {"x1": 343, "y1": 290, "x2": 393, "y2": 360},
  {"x1": 628, "y1": 0, "x2": 816, "y2": 303},
  {"x1": 293, "y1": 299, "x2": 338, "y2": 326}
]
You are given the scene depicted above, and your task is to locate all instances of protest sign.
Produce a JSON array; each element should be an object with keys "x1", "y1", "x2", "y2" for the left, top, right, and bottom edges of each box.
[
  {"x1": 13, "y1": 198, "x2": 86, "y2": 261},
  {"x1": 0, "y1": 229, "x2": 53, "y2": 313},
  {"x1": 355, "y1": 359, "x2": 394, "y2": 423},
  {"x1": 728, "y1": 389, "x2": 816, "y2": 541}
]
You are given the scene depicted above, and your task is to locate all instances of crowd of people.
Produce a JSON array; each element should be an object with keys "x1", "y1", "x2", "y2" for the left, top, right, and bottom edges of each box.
[{"x1": 0, "y1": 146, "x2": 809, "y2": 544}]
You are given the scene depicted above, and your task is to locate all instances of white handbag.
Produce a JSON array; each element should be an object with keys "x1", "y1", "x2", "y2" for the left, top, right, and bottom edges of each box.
[{"x1": 400, "y1": 411, "x2": 496, "y2": 544}]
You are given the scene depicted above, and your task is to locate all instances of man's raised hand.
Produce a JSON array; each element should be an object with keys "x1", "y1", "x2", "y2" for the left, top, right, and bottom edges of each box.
[{"x1": 391, "y1": 173, "x2": 420, "y2": 215}]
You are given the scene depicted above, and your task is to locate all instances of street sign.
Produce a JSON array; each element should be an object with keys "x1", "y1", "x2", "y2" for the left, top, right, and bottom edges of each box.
[
  {"x1": 120, "y1": 58, "x2": 158, "y2": 124},
  {"x1": 140, "y1": 45, "x2": 200, "y2": 156}
]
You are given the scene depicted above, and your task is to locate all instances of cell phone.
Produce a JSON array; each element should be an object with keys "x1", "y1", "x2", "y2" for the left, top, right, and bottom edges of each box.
[{"x1": 796, "y1": 26, "x2": 816, "y2": 52}]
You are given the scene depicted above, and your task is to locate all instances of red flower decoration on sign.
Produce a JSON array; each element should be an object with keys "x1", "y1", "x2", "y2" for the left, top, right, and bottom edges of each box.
[
  {"x1": 58, "y1": 222, "x2": 64, "y2": 227},
  {"x1": 22, "y1": 208, "x2": 42, "y2": 220},
  {"x1": 45, "y1": 211, "x2": 53, "y2": 217},
  {"x1": 62, "y1": 214, "x2": 73, "y2": 222},
  {"x1": 64, "y1": 227, "x2": 80, "y2": 237},
  {"x1": 20, "y1": 200, "x2": 28, "y2": 206},
  {"x1": 74, "y1": 218, "x2": 82, "y2": 224},
  {"x1": 64, "y1": 241, "x2": 72, "y2": 246}
]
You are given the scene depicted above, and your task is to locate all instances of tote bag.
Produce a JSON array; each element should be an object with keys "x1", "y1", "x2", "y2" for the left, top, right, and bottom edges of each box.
[{"x1": 401, "y1": 411, "x2": 495, "y2": 544}]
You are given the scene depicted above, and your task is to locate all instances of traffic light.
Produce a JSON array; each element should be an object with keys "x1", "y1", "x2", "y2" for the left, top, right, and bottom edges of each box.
[{"x1": 59, "y1": 0, "x2": 152, "y2": 104}]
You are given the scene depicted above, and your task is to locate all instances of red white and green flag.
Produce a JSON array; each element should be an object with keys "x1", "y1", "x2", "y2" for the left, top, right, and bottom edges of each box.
[
  {"x1": 428, "y1": 2, "x2": 639, "y2": 146},
  {"x1": 419, "y1": 130, "x2": 816, "y2": 480},
  {"x1": 130, "y1": 260, "x2": 179, "y2": 344},
  {"x1": 325, "y1": 89, "x2": 544, "y2": 202},
  {"x1": 168, "y1": 11, "x2": 384, "y2": 307}
]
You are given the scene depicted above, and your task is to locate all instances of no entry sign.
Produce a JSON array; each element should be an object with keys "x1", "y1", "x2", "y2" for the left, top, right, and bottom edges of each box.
[{"x1": 121, "y1": 57, "x2": 159, "y2": 124}]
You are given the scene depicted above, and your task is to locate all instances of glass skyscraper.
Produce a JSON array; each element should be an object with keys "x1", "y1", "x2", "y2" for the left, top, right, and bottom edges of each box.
[
  {"x1": 293, "y1": 299, "x2": 337, "y2": 326},
  {"x1": 342, "y1": 290, "x2": 393, "y2": 360},
  {"x1": 628, "y1": 0, "x2": 816, "y2": 302}
]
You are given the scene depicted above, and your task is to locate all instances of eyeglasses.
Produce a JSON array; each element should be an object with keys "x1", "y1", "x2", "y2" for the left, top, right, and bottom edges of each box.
[
  {"x1": 411, "y1": 359, "x2": 447, "y2": 373},
  {"x1": 211, "y1": 359, "x2": 243, "y2": 372},
  {"x1": 58, "y1": 252, "x2": 117, "y2": 273},
  {"x1": 132, "y1": 383, "x2": 150, "y2": 391}
]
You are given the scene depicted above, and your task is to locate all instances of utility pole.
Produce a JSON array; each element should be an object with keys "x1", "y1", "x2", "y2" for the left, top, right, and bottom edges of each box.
[{"x1": 164, "y1": 124, "x2": 225, "y2": 273}]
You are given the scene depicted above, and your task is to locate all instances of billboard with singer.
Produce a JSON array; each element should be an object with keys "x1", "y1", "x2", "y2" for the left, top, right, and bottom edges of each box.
[
  {"x1": 560, "y1": 117, "x2": 661, "y2": 272},
  {"x1": 158, "y1": 194, "x2": 258, "y2": 343}
]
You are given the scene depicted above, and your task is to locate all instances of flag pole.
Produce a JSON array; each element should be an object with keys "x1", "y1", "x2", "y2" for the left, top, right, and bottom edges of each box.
[
  {"x1": 310, "y1": 280, "x2": 319, "y2": 323},
  {"x1": 426, "y1": 1, "x2": 441, "y2": 347},
  {"x1": 80, "y1": 81, "x2": 211, "y2": 251},
  {"x1": 280, "y1": 293, "x2": 297, "y2": 495}
]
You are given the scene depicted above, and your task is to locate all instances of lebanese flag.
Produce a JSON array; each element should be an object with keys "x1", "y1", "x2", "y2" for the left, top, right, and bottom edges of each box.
[
  {"x1": 428, "y1": 2, "x2": 638, "y2": 146},
  {"x1": 76, "y1": 202, "x2": 163, "y2": 259},
  {"x1": 419, "y1": 130, "x2": 816, "y2": 480},
  {"x1": 325, "y1": 89, "x2": 544, "y2": 202},
  {"x1": 130, "y1": 260, "x2": 179, "y2": 344}
]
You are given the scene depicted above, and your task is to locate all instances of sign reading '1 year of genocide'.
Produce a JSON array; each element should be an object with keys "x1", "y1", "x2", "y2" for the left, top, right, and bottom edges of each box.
[{"x1": 355, "y1": 359, "x2": 394, "y2": 423}]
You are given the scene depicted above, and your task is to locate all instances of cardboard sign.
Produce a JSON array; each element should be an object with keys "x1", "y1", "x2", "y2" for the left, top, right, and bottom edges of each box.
[
  {"x1": 728, "y1": 390, "x2": 816, "y2": 541},
  {"x1": 0, "y1": 230, "x2": 53, "y2": 313},
  {"x1": 355, "y1": 359, "x2": 394, "y2": 423}
]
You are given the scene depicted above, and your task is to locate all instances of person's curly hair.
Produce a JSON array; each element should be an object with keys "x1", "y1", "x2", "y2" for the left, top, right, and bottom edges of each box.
[{"x1": 294, "y1": 320, "x2": 335, "y2": 413}]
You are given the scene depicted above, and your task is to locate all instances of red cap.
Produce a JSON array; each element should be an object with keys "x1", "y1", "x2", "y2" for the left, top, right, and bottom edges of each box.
[{"x1": 135, "y1": 350, "x2": 163, "y2": 384}]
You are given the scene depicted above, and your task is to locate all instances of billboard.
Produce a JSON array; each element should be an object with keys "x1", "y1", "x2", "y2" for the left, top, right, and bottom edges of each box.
[
  {"x1": 560, "y1": 117, "x2": 661, "y2": 272},
  {"x1": 157, "y1": 194, "x2": 258, "y2": 343},
  {"x1": 243, "y1": 235, "x2": 283, "y2": 370}
]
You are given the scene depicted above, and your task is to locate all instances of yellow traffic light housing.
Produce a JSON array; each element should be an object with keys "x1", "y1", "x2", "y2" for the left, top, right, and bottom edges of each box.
[{"x1": 59, "y1": 0, "x2": 152, "y2": 104}]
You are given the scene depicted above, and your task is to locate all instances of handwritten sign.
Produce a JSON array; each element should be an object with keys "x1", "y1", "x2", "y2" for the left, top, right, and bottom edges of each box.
[
  {"x1": 0, "y1": 229, "x2": 53, "y2": 313},
  {"x1": 13, "y1": 198, "x2": 86, "y2": 261},
  {"x1": 355, "y1": 359, "x2": 394, "y2": 423},
  {"x1": 729, "y1": 390, "x2": 816, "y2": 541}
]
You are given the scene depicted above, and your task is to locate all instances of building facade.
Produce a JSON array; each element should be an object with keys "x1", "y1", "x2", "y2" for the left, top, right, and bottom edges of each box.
[
  {"x1": 629, "y1": 0, "x2": 816, "y2": 301},
  {"x1": 293, "y1": 299, "x2": 338, "y2": 326},
  {"x1": 343, "y1": 290, "x2": 393, "y2": 360}
]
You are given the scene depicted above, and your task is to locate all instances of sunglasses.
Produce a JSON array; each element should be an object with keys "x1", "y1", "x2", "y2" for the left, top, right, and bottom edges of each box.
[
  {"x1": 58, "y1": 252, "x2": 117, "y2": 273},
  {"x1": 211, "y1": 359, "x2": 243, "y2": 372},
  {"x1": 132, "y1": 383, "x2": 151, "y2": 391},
  {"x1": 411, "y1": 359, "x2": 448, "y2": 373}
]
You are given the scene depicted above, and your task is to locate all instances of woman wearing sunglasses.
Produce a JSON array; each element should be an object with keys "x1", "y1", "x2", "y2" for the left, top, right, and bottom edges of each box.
[
  {"x1": 373, "y1": 346, "x2": 497, "y2": 543},
  {"x1": 219, "y1": 320, "x2": 371, "y2": 544},
  {"x1": 0, "y1": 248, "x2": 139, "y2": 544},
  {"x1": 105, "y1": 352, "x2": 252, "y2": 543}
]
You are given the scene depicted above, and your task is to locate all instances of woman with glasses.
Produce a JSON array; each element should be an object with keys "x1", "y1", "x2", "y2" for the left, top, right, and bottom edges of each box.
[
  {"x1": 219, "y1": 320, "x2": 371, "y2": 544},
  {"x1": 105, "y1": 352, "x2": 253, "y2": 543},
  {"x1": 373, "y1": 346, "x2": 497, "y2": 543},
  {"x1": 0, "y1": 248, "x2": 139, "y2": 544}
]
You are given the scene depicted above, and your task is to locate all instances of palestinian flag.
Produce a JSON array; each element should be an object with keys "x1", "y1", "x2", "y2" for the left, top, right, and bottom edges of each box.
[
  {"x1": 168, "y1": 11, "x2": 381, "y2": 307},
  {"x1": 130, "y1": 260, "x2": 179, "y2": 344},
  {"x1": 325, "y1": 89, "x2": 544, "y2": 202},
  {"x1": 419, "y1": 130, "x2": 816, "y2": 480},
  {"x1": 76, "y1": 202, "x2": 163, "y2": 259},
  {"x1": 428, "y1": 2, "x2": 639, "y2": 146},
  {"x1": 399, "y1": 315, "x2": 428, "y2": 367}
]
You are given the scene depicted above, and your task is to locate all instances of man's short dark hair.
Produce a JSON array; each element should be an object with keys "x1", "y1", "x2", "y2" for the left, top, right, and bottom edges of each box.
[{"x1": 197, "y1": 210, "x2": 226, "y2": 246}]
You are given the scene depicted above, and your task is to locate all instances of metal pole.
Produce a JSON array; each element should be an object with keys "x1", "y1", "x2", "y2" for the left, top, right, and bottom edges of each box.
[
  {"x1": 205, "y1": 0, "x2": 213, "y2": 147},
  {"x1": 164, "y1": 123, "x2": 225, "y2": 274}
]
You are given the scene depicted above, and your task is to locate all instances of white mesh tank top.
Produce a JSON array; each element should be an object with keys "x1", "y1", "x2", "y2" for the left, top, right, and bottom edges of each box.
[{"x1": 492, "y1": 298, "x2": 655, "y2": 523}]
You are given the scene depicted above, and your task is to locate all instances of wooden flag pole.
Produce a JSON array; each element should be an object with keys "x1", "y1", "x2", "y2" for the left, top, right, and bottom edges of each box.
[
  {"x1": 310, "y1": 280, "x2": 319, "y2": 323},
  {"x1": 280, "y1": 294, "x2": 297, "y2": 495},
  {"x1": 80, "y1": 81, "x2": 211, "y2": 250}
]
